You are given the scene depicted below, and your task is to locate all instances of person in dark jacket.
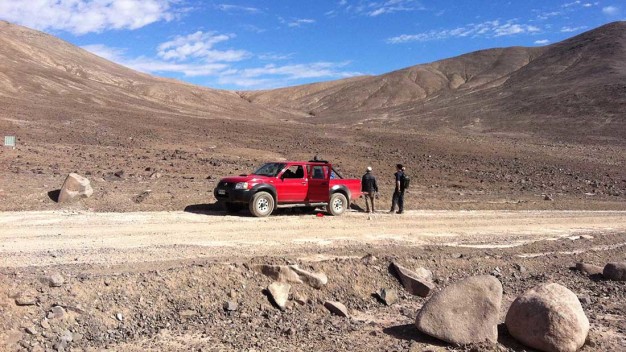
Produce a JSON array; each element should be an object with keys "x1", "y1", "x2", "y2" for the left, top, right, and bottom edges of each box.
[
  {"x1": 390, "y1": 164, "x2": 405, "y2": 214},
  {"x1": 361, "y1": 166, "x2": 378, "y2": 213}
]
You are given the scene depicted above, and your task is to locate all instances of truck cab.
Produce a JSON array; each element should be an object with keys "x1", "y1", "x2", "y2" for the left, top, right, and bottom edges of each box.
[{"x1": 214, "y1": 161, "x2": 362, "y2": 217}]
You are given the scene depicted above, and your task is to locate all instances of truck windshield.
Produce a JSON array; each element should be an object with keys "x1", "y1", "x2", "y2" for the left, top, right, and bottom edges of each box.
[{"x1": 252, "y1": 163, "x2": 286, "y2": 177}]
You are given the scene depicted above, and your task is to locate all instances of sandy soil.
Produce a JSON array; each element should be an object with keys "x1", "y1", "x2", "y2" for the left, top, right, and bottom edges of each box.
[
  {"x1": 2, "y1": 210, "x2": 626, "y2": 268},
  {"x1": 1, "y1": 210, "x2": 625, "y2": 351}
]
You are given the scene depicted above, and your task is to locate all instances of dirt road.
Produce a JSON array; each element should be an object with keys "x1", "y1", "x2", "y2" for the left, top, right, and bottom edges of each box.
[{"x1": 2, "y1": 210, "x2": 626, "y2": 268}]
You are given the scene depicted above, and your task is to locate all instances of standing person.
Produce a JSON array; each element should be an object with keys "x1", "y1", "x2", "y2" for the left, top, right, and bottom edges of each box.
[
  {"x1": 390, "y1": 164, "x2": 405, "y2": 214},
  {"x1": 361, "y1": 166, "x2": 378, "y2": 213}
]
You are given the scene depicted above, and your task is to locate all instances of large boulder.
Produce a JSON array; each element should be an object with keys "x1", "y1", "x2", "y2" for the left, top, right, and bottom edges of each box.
[
  {"x1": 392, "y1": 262, "x2": 435, "y2": 297},
  {"x1": 603, "y1": 262, "x2": 626, "y2": 281},
  {"x1": 415, "y1": 275, "x2": 502, "y2": 345},
  {"x1": 505, "y1": 283, "x2": 589, "y2": 352},
  {"x1": 58, "y1": 173, "x2": 93, "y2": 203}
]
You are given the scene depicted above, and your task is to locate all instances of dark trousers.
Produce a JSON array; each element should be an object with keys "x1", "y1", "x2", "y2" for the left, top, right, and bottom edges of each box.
[{"x1": 391, "y1": 190, "x2": 404, "y2": 212}]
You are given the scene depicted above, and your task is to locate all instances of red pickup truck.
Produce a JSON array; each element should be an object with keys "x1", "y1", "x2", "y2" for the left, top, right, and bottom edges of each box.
[{"x1": 213, "y1": 160, "x2": 362, "y2": 217}]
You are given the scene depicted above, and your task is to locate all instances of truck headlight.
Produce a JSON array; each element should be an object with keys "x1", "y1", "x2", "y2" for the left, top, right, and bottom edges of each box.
[{"x1": 235, "y1": 182, "x2": 249, "y2": 190}]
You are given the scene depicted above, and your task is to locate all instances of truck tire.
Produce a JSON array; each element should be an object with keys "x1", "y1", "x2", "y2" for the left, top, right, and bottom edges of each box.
[
  {"x1": 249, "y1": 191, "x2": 274, "y2": 217},
  {"x1": 328, "y1": 193, "x2": 348, "y2": 216},
  {"x1": 224, "y1": 202, "x2": 244, "y2": 213}
]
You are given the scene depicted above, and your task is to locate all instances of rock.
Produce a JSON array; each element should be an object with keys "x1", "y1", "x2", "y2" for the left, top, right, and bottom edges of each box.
[
  {"x1": 575, "y1": 262, "x2": 603, "y2": 276},
  {"x1": 376, "y1": 288, "x2": 398, "y2": 306},
  {"x1": 577, "y1": 295, "x2": 592, "y2": 305},
  {"x1": 58, "y1": 173, "x2": 93, "y2": 203},
  {"x1": 392, "y1": 262, "x2": 435, "y2": 297},
  {"x1": 133, "y1": 190, "x2": 152, "y2": 203},
  {"x1": 324, "y1": 301, "x2": 349, "y2": 317},
  {"x1": 223, "y1": 301, "x2": 238, "y2": 311},
  {"x1": 505, "y1": 283, "x2": 589, "y2": 352},
  {"x1": 15, "y1": 295, "x2": 37, "y2": 306},
  {"x1": 255, "y1": 264, "x2": 302, "y2": 284},
  {"x1": 24, "y1": 326, "x2": 38, "y2": 335},
  {"x1": 268, "y1": 282, "x2": 291, "y2": 310},
  {"x1": 116, "y1": 313, "x2": 123, "y2": 321},
  {"x1": 288, "y1": 265, "x2": 328, "y2": 289},
  {"x1": 48, "y1": 273, "x2": 65, "y2": 287},
  {"x1": 361, "y1": 253, "x2": 377, "y2": 264},
  {"x1": 415, "y1": 275, "x2": 502, "y2": 345},
  {"x1": 544, "y1": 194, "x2": 553, "y2": 201},
  {"x1": 40, "y1": 319, "x2": 50, "y2": 330},
  {"x1": 292, "y1": 291, "x2": 307, "y2": 305},
  {"x1": 48, "y1": 306, "x2": 66, "y2": 319},
  {"x1": 149, "y1": 172, "x2": 162, "y2": 179},
  {"x1": 603, "y1": 262, "x2": 626, "y2": 281},
  {"x1": 255, "y1": 264, "x2": 328, "y2": 289}
]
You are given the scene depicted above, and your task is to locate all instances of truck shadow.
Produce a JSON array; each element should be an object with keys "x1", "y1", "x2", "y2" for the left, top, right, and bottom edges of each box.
[{"x1": 184, "y1": 203, "x2": 331, "y2": 217}]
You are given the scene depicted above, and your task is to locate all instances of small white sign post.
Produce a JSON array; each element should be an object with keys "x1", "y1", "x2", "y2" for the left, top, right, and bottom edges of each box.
[{"x1": 4, "y1": 136, "x2": 16, "y2": 149}]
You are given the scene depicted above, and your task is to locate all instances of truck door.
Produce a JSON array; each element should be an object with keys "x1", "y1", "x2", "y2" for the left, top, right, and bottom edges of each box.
[
  {"x1": 307, "y1": 165, "x2": 330, "y2": 203},
  {"x1": 276, "y1": 164, "x2": 308, "y2": 203}
]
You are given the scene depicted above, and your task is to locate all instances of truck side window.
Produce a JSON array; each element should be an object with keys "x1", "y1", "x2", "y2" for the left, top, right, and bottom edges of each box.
[
  {"x1": 283, "y1": 165, "x2": 304, "y2": 179},
  {"x1": 311, "y1": 166, "x2": 327, "y2": 179}
]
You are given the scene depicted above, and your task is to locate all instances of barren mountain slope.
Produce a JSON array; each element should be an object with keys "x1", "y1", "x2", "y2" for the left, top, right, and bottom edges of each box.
[
  {"x1": 242, "y1": 22, "x2": 626, "y2": 141},
  {"x1": 242, "y1": 46, "x2": 545, "y2": 114},
  {"x1": 0, "y1": 21, "x2": 287, "y2": 127}
]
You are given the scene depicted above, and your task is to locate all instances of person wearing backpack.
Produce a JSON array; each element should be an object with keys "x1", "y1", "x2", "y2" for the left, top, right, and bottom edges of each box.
[{"x1": 390, "y1": 164, "x2": 407, "y2": 214}]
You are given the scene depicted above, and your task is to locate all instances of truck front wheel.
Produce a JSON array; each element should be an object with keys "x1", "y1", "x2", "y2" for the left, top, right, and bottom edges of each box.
[
  {"x1": 328, "y1": 193, "x2": 348, "y2": 216},
  {"x1": 249, "y1": 191, "x2": 275, "y2": 217}
]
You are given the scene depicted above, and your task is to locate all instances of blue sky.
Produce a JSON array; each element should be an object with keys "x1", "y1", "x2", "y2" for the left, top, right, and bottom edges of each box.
[{"x1": 0, "y1": 1, "x2": 623, "y2": 90}]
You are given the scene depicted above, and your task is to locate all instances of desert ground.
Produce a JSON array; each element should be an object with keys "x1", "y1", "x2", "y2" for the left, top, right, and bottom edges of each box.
[
  {"x1": 1, "y1": 210, "x2": 626, "y2": 351},
  {"x1": 0, "y1": 21, "x2": 625, "y2": 352}
]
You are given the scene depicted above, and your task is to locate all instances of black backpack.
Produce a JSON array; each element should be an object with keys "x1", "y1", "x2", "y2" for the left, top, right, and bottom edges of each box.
[{"x1": 402, "y1": 174, "x2": 410, "y2": 189}]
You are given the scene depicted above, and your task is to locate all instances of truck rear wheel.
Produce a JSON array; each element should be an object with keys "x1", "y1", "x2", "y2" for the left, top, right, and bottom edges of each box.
[
  {"x1": 328, "y1": 193, "x2": 348, "y2": 216},
  {"x1": 249, "y1": 191, "x2": 274, "y2": 217}
]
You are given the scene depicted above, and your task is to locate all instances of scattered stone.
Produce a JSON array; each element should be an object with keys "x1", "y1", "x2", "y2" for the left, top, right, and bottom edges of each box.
[
  {"x1": 544, "y1": 194, "x2": 553, "y2": 201},
  {"x1": 40, "y1": 319, "x2": 50, "y2": 330},
  {"x1": 255, "y1": 264, "x2": 328, "y2": 289},
  {"x1": 505, "y1": 283, "x2": 589, "y2": 352},
  {"x1": 133, "y1": 190, "x2": 152, "y2": 203},
  {"x1": 227, "y1": 289, "x2": 237, "y2": 298},
  {"x1": 268, "y1": 282, "x2": 291, "y2": 310},
  {"x1": 451, "y1": 253, "x2": 463, "y2": 259},
  {"x1": 223, "y1": 301, "x2": 238, "y2": 311},
  {"x1": 324, "y1": 301, "x2": 349, "y2": 317},
  {"x1": 58, "y1": 173, "x2": 93, "y2": 203},
  {"x1": 255, "y1": 265, "x2": 302, "y2": 284},
  {"x1": 415, "y1": 275, "x2": 502, "y2": 345},
  {"x1": 48, "y1": 306, "x2": 66, "y2": 319},
  {"x1": 116, "y1": 313, "x2": 123, "y2": 321},
  {"x1": 361, "y1": 253, "x2": 377, "y2": 264},
  {"x1": 514, "y1": 264, "x2": 527, "y2": 273},
  {"x1": 149, "y1": 172, "x2": 162, "y2": 179},
  {"x1": 376, "y1": 288, "x2": 398, "y2": 306},
  {"x1": 24, "y1": 326, "x2": 38, "y2": 335},
  {"x1": 15, "y1": 295, "x2": 37, "y2": 306},
  {"x1": 603, "y1": 262, "x2": 626, "y2": 281},
  {"x1": 575, "y1": 262, "x2": 603, "y2": 276},
  {"x1": 48, "y1": 273, "x2": 65, "y2": 287},
  {"x1": 179, "y1": 309, "x2": 196, "y2": 317},
  {"x1": 392, "y1": 262, "x2": 435, "y2": 297},
  {"x1": 288, "y1": 265, "x2": 328, "y2": 289},
  {"x1": 580, "y1": 235, "x2": 594, "y2": 240},
  {"x1": 292, "y1": 291, "x2": 307, "y2": 305},
  {"x1": 114, "y1": 170, "x2": 125, "y2": 178},
  {"x1": 578, "y1": 295, "x2": 592, "y2": 305}
]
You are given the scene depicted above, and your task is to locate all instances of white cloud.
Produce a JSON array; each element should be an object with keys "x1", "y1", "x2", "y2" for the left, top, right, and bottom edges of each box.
[
  {"x1": 602, "y1": 6, "x2": 620, "y2": 16},
  {"x1": 82, "y1": 43, "x2": 359, "y2": 89},
  {"x1": 534, "y1": 39, "x2": 550, "y2": 44},
  {"x1": 387, "y1": 20, "x2": 542, "y2": 44},
  {"x1": 0, "y1": 0, "x2": 175, "y2": 35},
  {"x1": 336, "y1": 0, "x2": 424, "y2": 17},
  {"x1": 286, "y1": 18, "x2": 316, "y2": 27},
  {"x1": 560, "y1": 25, "x2": 588, "y2": 32},
  {"x1": 216, "y1": 4, "x2": 261, "y2": 14},
  {"x1": 157, "y1": 31, "x2": 249, "y2": 62}
]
